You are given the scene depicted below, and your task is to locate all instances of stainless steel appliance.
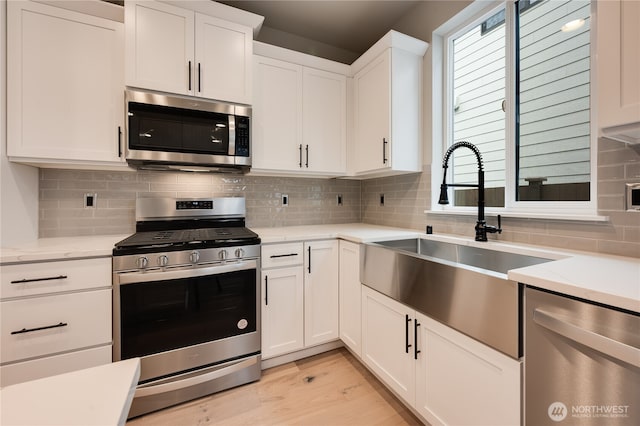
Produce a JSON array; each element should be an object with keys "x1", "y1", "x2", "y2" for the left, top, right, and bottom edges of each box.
[
  {"x1": 525, "y1": 287, "x2": 639, "y2": 425},
  {"x1": 125, "y1": 90, "x2": 251, "y2": 172},
  {"x1": 112, "y1": 197, "x2": 261, "y2": 418}
]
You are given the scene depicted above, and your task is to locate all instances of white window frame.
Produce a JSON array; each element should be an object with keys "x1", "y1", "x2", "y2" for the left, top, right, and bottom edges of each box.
[{"x1": 430, "y1": 0, "x2": 604, "y2": 221}]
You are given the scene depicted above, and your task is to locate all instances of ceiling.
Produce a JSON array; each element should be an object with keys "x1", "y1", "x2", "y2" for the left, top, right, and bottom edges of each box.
[{"x1": 217, "y1": 1, "x2": 422, "y2": 57}]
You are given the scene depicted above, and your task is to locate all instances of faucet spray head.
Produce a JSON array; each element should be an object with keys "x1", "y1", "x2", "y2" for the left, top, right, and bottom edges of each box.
[{"x1": 438, "y1": 183, "x2": 449, "y2": 205}]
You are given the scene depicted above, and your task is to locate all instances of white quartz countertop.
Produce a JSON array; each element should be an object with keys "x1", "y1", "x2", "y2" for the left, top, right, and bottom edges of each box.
[
  {"x1": 253, "y1": 223, "x2": 424, "y2": 244},
  {"x1": 0, "y1": 235, "x2": 128, "y2": 264},
  {"x1": 0, "y1": 358, "x2": 140, "y2": 426},
  {"x1": 255, "y1": 223, "x2": 640, "y2": 313},
  {"x1": 1, "y1": 224, "x2": 638, "y2": 312}
]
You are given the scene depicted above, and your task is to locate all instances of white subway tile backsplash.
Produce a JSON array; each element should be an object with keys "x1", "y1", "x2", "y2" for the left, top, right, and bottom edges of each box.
[{"x1": 39, "y1": 170, "x2": 361, "y2": 238}]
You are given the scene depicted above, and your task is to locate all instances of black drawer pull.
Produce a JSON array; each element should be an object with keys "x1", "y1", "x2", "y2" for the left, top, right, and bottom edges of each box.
[
  {"x1": 269, "y1": 253, "x2": 299, "y2": 258},
  {"x1": 414, "y1": 319, "x2": 421, "y2": 360},
  {"x1": 405, "y1": 315, "x2": 412, "y2": 353},
  {"x1": 11, "y1": 322, "x2": 68, "y2": 335},
  {"x1": 11, "y1": 275, "x2": 68, "y2": 284},
  {"x1": 265, "y1": 276, "x2": 268, "y2": 306}
]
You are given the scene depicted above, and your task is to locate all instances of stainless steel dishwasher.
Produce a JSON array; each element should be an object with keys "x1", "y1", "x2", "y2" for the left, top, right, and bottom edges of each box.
[{"x1": 525, "y1": 287, "x2": 639, "y2": 425}]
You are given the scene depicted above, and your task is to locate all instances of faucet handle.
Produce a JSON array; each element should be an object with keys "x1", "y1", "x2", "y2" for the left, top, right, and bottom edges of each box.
[{"x1": 497, "y1": 214, "x2": 502, "y2": 234}]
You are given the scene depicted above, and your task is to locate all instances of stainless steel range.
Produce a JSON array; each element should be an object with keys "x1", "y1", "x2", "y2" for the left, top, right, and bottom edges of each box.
[{"x1": 112, "y1": 197, "x2": 261, "y2": 418}]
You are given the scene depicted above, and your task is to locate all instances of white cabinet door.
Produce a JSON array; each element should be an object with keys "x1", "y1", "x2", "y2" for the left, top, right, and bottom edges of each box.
[
  {"x1": 261, "y1": 267, "x2": 304, "y2": 359},
  {"x1": 252, "y1": 56, "x2": 303, "y2": 171},
  {"x1": 415, "y1": 313, "x2": 521, "y2": 426},
  {"x1": 195, "y1": 14, "x2": 252, "y2": 104},
  {"x1": 353, "y1": 50, "x2": 391, "y2": 174},
  {"x1": 361, "y1": 286, "x2": 415, "y2": 404},
  {"x1": 339, "y1": 241, "x2": 362, "y2": 357},
  {"x1": 302, "y1": 68, "x2": 347, "y2": 174},
  {"x1": 7, "y1": 1, "x2": 125, "y2": 166},
  {"x1": 304, "y1": 240, "x2": 339, "y2": 347},
  {"x1": 125, "y1": 0, "x2": 194, "y2": 95},
  {"x1": 598, "y1": 0, "x2": 640, "y2": 130}
]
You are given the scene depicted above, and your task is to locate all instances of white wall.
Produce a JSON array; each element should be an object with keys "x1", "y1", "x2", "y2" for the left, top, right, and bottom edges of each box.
[{"x1": 0, "y1": 0, "x2": 39, "y2": 246}]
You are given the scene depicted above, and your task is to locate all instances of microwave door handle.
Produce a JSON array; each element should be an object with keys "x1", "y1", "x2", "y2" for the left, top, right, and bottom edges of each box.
[{"x1": 228, "y1": 115, "x2": 236, "y2": 156}]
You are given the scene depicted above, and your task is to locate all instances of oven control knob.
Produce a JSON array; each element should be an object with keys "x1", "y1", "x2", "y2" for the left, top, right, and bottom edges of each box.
[
  {"x1": 235, "y1": 248, "x2": 244, "y2": 258},
  {"x1": 219, "y1": 250, "x2": 228, "y2": 260},
  {"x1": 136, "y1": 256, "x2": 149, "y2": 269},
  {"x1": 158, "y1": 255, "x2": 169, "y2": 267},
  {"x1": 189, "y1": 251, "x2": 200, "y2": 264}
]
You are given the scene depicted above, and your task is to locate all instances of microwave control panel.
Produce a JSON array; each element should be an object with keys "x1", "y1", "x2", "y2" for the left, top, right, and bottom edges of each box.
[{"x1": 235, "y1": 116, "x2": 250, "y2": 157}]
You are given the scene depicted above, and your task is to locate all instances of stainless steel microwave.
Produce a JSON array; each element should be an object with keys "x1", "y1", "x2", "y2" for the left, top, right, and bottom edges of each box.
[{"x1": 125, "y1": 90, "x2": 251, "y2": 172}]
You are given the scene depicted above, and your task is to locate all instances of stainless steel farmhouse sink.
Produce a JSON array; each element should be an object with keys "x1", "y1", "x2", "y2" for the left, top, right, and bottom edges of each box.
[
  {"x1": 361, "y1": 238, "x2": 554, "y2": 359},
  {"x1": 374, "y1": 238, "x2": 551, "y2": 275}
]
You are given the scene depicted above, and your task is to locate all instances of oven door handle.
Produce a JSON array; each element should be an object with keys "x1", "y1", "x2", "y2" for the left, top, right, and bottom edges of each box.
[
  {"x1": 117, "y1": 260, "x2": 258, "y2": 285},
  {"x1": 134, "y1": 356, "x2": 258, "y2": 398}
]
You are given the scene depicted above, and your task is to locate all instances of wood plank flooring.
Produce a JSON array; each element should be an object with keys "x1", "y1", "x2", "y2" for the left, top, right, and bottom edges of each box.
[{"x1": 127, "y1": 348, "x2": 424, "y2": 425}]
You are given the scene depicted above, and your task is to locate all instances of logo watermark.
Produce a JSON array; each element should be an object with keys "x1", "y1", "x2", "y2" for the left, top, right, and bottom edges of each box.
[
  {"x1": 548, "y1": 402, "x2": 630, "y2": 422},
  {"x1": 548, "y1": 402, "x2": 568, "y2": 422}
]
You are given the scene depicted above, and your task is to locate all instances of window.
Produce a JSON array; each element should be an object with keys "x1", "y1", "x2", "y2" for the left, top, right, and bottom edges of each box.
[{"x1": 436, "y1": 0, "x2": 596, "y2": 216}]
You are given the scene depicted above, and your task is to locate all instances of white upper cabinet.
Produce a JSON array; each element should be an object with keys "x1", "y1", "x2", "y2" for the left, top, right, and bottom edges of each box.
[
  {"x1": 125, "y1": 1, "x2": 194, "y2": 96},
  {"x1": 252, "y1": 55, "x2": 304, "y2": 172},
  {"x1": 251, "y1": 43, "x2": 348, "y2": 177},
  {"x1": 125, "y1": 0, "x2": 258, "y2": 105},
  {"x1": 597, "y1": 0, "x2": 640, "y2": 143},
  {"x1": 7, "y1": 0, "x2": 126, "y2": 169},
  {"x1": 195, "y1": 14, "x2": 252, "y2": 104},
  {"x1": 350, "y1": 31, "x2": 428, "y2": 178},
  {"x1": 302, "y1": 67, "x2": 347, "y2": 174}
]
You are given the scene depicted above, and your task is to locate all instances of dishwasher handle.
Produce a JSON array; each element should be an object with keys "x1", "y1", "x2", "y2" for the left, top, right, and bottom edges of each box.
[{"x1": 533, "y1": 308, "x2": 640, "y2": 369}]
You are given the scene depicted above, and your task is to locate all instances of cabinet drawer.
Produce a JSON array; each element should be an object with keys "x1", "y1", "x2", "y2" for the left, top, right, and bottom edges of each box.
[
  {"x1": 1, "y1": 289, "x2": 112, "y2": 364},
  {"x1": 0, "y1": 258, "x2": 111, "y2": 300},
  {"x1": 0, "y1": 345, "x2": 112, "y2": 387},
  {"x1": 261, "y1": 243, "x2": 304, "y2": 268}
]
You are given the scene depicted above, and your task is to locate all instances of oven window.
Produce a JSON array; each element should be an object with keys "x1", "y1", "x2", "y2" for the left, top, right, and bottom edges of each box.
[{"x1": 120, "y1": 268, "x2": 256, "y2": 359}]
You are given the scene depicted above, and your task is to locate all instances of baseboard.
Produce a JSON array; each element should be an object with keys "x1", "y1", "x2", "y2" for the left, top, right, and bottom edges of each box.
[{"x1": 261, "y1": 340, "x2": 344, "y2": 370}]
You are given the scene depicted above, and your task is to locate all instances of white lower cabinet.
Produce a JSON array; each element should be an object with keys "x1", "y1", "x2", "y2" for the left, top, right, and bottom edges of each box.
[
  {"x1": 338, "y1": 241, "x2": 362, "y2": 357},
  {"x1": 361, "y1": 285, "x2": 416, "y2": 403},
  {"x1": 415, "y1": 313, "x2": 521, "y2": 426},
  {"x1": 261, "y1": 265, "x2": 305, "y2": 358},
  {"x1": 304, "y1": 240, "x2": 339, "y2": 346},
  {"x1": 361, "y1": 285, "x2": 521, "y2": 426},
  {"x1": 261, "y1": 240, "x2": 339, "y2": 360},
  {"x1": 0, "y1": 257, "x2": 113, "y2": 387}
]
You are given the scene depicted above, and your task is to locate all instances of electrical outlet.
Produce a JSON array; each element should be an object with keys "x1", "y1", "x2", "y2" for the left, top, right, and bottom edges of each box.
[
  {"x1": 379, "y1": 193, "x2": 385, "y2": 206},
  {"x1": 84, "y1": 193, "x2": 97, "y2": 209},
  {"x1": 282, "y1": 194, "x2": 289, "y2": 206},
  {"x1": 337, "y1": 194, "x2": 343, "y2": 206}
]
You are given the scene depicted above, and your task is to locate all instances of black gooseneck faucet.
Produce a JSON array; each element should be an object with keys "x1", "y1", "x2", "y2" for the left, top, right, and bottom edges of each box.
[{"x1": 438, "y1": 141, "x2": 502, "y2": 242}]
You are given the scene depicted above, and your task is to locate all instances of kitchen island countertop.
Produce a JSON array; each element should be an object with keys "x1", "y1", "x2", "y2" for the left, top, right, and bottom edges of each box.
[{"x1": 0, "y1": 358, "x2": 140, "y2": 426}]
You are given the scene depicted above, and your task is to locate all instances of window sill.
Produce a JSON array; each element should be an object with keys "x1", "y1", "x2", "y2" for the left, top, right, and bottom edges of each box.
[{"x1": 425, "y1": 209, "x2": 610, "y2": 222}]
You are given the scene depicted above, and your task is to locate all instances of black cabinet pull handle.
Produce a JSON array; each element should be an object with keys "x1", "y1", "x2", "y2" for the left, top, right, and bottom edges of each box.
[
  {"x1": 405, "y1": 314, "x2": 412, "y2": 353},
  {"x1": 270, "y1": 253, "x2": 299, "y2": 258},
  {"x1": 307, "y1": 246, "x2": 311, "y2": 273},
  {"x1": 414, "y1": 319, "x2": 421, "y2": 359},
  {"x1": 198, "y1": 62, "x2": 201, "y2": 93},
  {"x1": 188, "y1": 61, "x2": 192, "y2": 91},
  {"x1": 265, "y1": 276, "x2": 268, "y2": 306},
  {"x1": 11, "y1": 275, "x2": 68, "y2": 284},
  {"x1": 117, "y1": 126, "x2": 122, "y2": 157},
  {"x1": 299, "y1": 144, "x2": 303, "y2": 168},
  {"x1": 11, "y1": 322, "x2": 68, "y2": 335},
  {"x1": 305, "y1": 145, "x2": 309, "y2": 168},
  {"x1": 383, "y1": 138, "x2": 388, "y2": 164}
]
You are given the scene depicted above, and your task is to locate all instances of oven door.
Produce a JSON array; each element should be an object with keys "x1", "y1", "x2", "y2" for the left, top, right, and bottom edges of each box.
[{"x1": 113, "y1": 260, "x2": 260, "y2": 383}]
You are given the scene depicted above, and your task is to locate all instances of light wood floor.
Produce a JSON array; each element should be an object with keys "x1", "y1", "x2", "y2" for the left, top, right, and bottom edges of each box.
[{"x1": 127, "y1": 348, "x2": 424, "y2": 425}]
